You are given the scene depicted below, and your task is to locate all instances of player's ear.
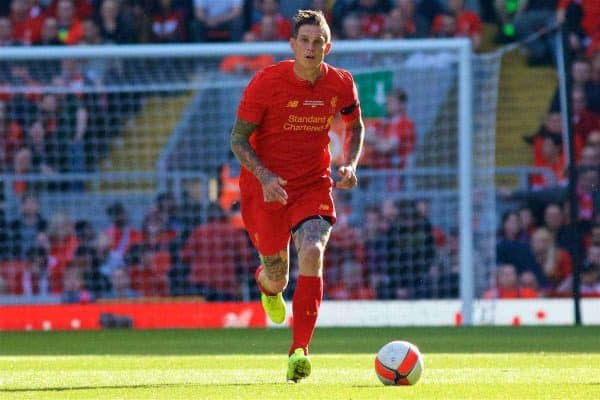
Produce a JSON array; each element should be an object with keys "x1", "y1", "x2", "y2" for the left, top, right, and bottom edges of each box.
[
  {"x1": 289, "y1": 37, "x2": 296, "y2": 51},
  {"x1": 324, "y1": 42, "x2": 332, "y2": 56}
]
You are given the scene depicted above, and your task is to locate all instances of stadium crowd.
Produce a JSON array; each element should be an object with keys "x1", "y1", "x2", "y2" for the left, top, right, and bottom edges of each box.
[{"x1": 1, "y1": 0, "x2": 600, "y2": 301}]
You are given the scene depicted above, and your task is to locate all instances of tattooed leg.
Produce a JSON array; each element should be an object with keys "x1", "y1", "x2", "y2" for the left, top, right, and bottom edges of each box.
[
  {"x1": 292, "y1": 218, "x2": 332, "y2": 277},
  {"x1": 258, "y1": 248, "x2": 290, "y2": 293}
]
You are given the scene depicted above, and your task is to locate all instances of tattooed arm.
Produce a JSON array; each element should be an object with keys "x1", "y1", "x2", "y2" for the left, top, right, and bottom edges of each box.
[
  {"x1": 336, "y1": 116, "x2": 365, "y2": 189},
  {"x1": 230, "y1": 117, "x2": 288, "y2": 204}
]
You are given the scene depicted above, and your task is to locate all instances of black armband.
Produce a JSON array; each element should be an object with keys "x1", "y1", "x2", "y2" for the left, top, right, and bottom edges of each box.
[{"x1": 340, "y1": 102, "x2": 358, "y2": 115}]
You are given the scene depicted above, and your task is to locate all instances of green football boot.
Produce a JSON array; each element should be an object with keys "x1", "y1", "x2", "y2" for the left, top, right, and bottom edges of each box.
[
  {"x1": 286, "y1": 348, "x2": 312, "y2": 382},
  {"x1": 260, "y1": 292, "x2": 286, "y2": 324}
]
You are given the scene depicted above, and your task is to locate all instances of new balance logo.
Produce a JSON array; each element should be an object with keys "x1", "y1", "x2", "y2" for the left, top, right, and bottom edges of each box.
[{"x1": 286, "y1": 100, "x2": 299, "y2": 108}]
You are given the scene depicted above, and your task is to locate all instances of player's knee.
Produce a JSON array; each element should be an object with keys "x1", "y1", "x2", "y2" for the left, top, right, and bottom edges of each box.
[{"x1": 298, "y1": 242, "x2": 325, "y2": 266}]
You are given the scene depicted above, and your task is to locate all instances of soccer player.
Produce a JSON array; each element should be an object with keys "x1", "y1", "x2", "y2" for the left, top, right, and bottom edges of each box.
[{"x1": 230, "y1": 9, "x2": 364, "y2": 382}]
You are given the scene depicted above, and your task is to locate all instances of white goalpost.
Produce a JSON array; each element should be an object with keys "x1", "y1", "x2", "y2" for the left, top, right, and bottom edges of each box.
[{"x1": 0, "y1": 39, "x2": 498, "y2": 326}]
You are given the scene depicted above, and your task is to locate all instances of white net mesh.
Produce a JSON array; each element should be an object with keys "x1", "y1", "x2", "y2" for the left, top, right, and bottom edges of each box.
[{"x1": 0, "y1": 42, "x2": 499, "y2": 307}]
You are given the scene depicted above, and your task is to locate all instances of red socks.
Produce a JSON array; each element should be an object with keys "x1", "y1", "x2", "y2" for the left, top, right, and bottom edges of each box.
[{"x1": 290, "y1": 275, "x2": 323, "y2": 356}]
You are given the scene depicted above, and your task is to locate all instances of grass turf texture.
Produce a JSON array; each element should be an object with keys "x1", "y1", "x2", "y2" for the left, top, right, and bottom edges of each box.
[{"x1": 1, "y1": 326, "x2": 599, "y2": 399}]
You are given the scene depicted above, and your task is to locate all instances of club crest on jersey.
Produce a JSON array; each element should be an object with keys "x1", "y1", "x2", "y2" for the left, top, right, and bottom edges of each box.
[
  {"x1": 330, "y1": 96, "x2": 337, "y2": 111},
  {"x1": 303, "y1": 100, "x2": 324, "y2": 107},
  {"x1": 286, "y1": 100, "x2": 299, "y2": 108}
]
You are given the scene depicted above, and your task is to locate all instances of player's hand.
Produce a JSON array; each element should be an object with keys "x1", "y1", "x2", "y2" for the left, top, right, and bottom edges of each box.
[
  {"x1": 259, "y1": 171, "x2": 288, "y2": 205},
  {"x1": 335, "y1": 165, "x2": 358, "y2": 190}
]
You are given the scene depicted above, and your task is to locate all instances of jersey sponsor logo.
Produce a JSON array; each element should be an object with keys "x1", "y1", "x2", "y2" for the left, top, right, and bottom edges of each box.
[
  {"x1": 286, "y1": 100, "x2": 299, "y2": 108},
  {"x1": 303, "y1": 100, "x2": 324, "y2": 107},
  {"x1": 284, "y1": 114, "x2": 332, "y2": 132}
]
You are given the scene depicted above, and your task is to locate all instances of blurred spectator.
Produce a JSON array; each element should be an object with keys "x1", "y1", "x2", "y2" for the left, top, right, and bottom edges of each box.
[
  {"x1": 543, "y1": 201, "x2": 584, "y2": 260},
  {"x1": 572, "y1": 87, "x2": 600, "y2": 149},
  {"x1": 339, "y1": 0, "x2": 390, "y2": 38},
  {"x1": 575, "y1": 165, "x2": 600, "y2": 224},
  {"x1": 100, "y1": 201, "x2": 142, "y2": 277},
  {"x1": 140, "y1": 208, "x2": 176, "y2": 251},
  {"x1": 55, "y1": 0, "x2": 84, "y2": 45},
  {"x1": 429, "y1": 227, "x2": 460, "y2": 298},
  {"x1": 46, "y1": 0, "x2": 94, "y2": 20},
  {"x1": 513, "y1": 0, "x2": 558, "y2": 66},
  {"x1": 190, "y1": 0, "x2": 244, "y2": 42},
  {"x1": 585, "y1": 129, "x2": 600, "y2": 157},
  {"x1": 530, "y1": 130, "x2": 566, "y2": 190},
  {"x1": 483, "y1": 263, "x2": 540, "y2": 298},
  {"x1": 326, "y1": 260, "x2": 375, "y2": 300},
  {"x1": 8, "y1": 193, "x2": 47, "y2": 259},
  {"x1": 249, "y1": 0, "x2": 291, "y2": 41},
  {"x1": 518, "y1": 270, "x2": 542, "y2": 296},
  {"x1": 432, "y1": 0, "x2": 483, "y2": 50},
  {"x1": 325, "y1": 198, "x2": 365, "y2": 295},
  {"x1": 578, "y1": 243, "x2": 600, "y2": 296},
  {"x1": 414, "y1": 0, "x2": 444, "y2": 37},
  {"x1": 221, "y1": 11, "x2": 282, "y2": 73},
  {"x1": 579, "y1": 144, "x2": 600, "y2": 168},
  {"x1": 550, "y1": 58, "x2": 590, "y2": 113},
  {"x1": 72, "y1": 241, "x2": 105, "y2": 300},
  {"x1": 25, "y1": 119, "x2": 59, "y2": 174},
  {"x1": 557, "y1": 0, "x2": 600, "y2": 58},
  {"x1": 97, "y1": 0, "x2": 136, "y2": 44},
  {"x1": 80, "y1": 18, "x2": 104, "y2": 44},
  {"x1": 127, "y1": 243, "x2": 170, "y2": 297},
  {"x1": 362, "y1": 205, "x2": 391, "y2": 298},
  {"x1": 363, "y1": 88, "x2": 416, "y2": 170},
  {"x1": 340, "y1": 12, "x2": 366, "y2": 39},
  {"x1": 74, "y1": 219, "x2": 95, "y2": 247},
  {"x1": 16, "y1": 245, "x2": 53, "y2": 296},
  {"x1": 586, "y1": 51, "x2": 600, "y2": 114},
  {"x1": 37, "y1": 17, "x2": 61, "y2": 45},
  {"x1": 150, "y1": 0, "x2": 187, "y2": 43},
  {"x1": 105, "y1": 267, "x2": 140, "y2": 299},
  {"x1": 153, "y1": 192, "x2": 183, "y2": 238},
  {"x1": 12, "y1": 147, "x2": 33, "y2": 197},
  {"x1": 0, "y1": 16, "x2": 15, "y2": 46},
  {"x1": 416, "y1": 199, "x2": 446, "y2": 248},
  {"x1": 431, "y1": 12, "x2": 457, "y2": 39},
  {"x1": 496, "y1": 210, "x2": 546, "y2": 285},
  {"x1": 385, "y1": 200, "x2": 436, "y2": 299},
  {"x1": 518, "y1": 204, "x2": 537, "y2": 239},
  {"x1": 497, "y1": 209, "x2": 528, "y2": 243},
  {"x1": 529, "y1": 227, "x2": 572, "y2": 295},
  {"x1": 181, "y1": 203, "x2": 252, "y2": 300},
  {"x1": 0, "y1": 99, "x2": 23, "y2": 170},
  {"x1": 309, "y1": 0, "x2": 334, "y2": 26},
  {"x1": 382, "y1": 6, "x2": 416, "y2": 39},
  {"x1": 10, "y1": 0, "x2": 44, "y2": 45},
  {"x1": 61, "y1": 266, "x2": 93, "y2": 303},
  {"x1": 47, "y1": 210, "x2": 78, "y2": 293},
  {"x1": 219, "y1": 157, "x2": 241, "y2": 214}
]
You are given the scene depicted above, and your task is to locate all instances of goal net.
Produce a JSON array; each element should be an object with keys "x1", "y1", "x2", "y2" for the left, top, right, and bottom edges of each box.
[{"x1": 0, "y1": 41, "x2": 500, "y2": 325}]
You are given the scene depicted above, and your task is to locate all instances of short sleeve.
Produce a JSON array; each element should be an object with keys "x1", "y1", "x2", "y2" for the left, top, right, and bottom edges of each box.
[
  {"x1": 237, "y1": 71, "x2": 269, "y2": 125},
  {"x1": 340, "y1": 71, "x2": 361, "y2": 124}
]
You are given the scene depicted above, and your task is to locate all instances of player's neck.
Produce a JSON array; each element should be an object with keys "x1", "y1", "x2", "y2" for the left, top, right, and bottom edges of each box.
[{"x1": 293, "y1": 62, "x2": 322, "y2": 85}]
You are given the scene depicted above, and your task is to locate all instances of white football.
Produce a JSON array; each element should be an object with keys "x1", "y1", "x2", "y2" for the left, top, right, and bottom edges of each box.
[{"x1": 374, "y1": 340, "x2": 424, "y2": 385}]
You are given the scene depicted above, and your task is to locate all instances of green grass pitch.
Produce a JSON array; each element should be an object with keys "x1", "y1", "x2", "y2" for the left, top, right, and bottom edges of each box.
[{"x1": 1, "y1": 326, "x2": 599, "y2": 399}]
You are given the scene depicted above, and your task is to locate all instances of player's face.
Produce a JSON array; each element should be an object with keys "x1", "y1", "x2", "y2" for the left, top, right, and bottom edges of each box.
[{"x1": 290, "y1": 24, "x2": 331, "y2": 71}]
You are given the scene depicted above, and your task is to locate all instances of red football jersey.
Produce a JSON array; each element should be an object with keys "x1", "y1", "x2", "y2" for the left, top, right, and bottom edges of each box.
[{"x1": 237, "y1": 60, "x2": 360, "y2": 194}]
